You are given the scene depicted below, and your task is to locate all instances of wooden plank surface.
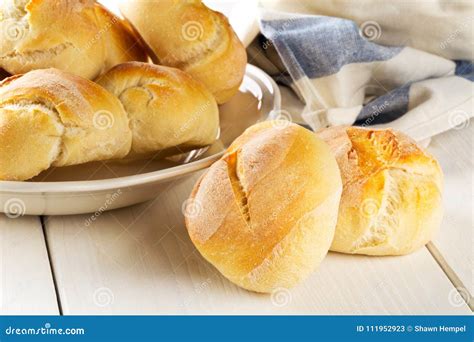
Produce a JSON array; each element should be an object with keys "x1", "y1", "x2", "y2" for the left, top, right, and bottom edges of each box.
[
  {"x1": 44, "y1": 175, "x2": 471, "y2": 315},
  {"x1": 0, "y1": 215, "x2": 59, "y2": 314},
  {"x1": 426, "y1": 122, "x2": 473, "y2": 299}
]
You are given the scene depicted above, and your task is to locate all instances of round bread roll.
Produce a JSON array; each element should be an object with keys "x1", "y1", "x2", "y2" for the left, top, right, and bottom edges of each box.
[
  {"x1": 185, "y1": 121, "x2": 342, "y2": 293},
  {"x1": 0, "y1": 0, "x2": 146, "y2": 80},
  {"x1": 0, "y1": 68, "x2": 131, "y2": 181},
  {"x1": 119, "y1": 0, "x2": 247, "y2": 104},
  {"x1": 96, "y1": 62, "x2": 219, "y2": 157},
  {"x1": 317, "y1": 126, "x2": 443, "y2": 256}
]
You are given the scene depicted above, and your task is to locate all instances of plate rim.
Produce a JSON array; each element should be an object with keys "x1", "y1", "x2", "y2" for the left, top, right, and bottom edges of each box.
[{"x1": 0, "y1": 64, "x2": 281, "y2": 194}]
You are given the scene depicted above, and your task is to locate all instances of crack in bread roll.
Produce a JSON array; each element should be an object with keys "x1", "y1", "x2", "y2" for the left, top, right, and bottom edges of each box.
[
  {"x1": 0, "y1": 68, "x2": 9, "y2": 81},
  {"x1": 0, "y1": 68, "x2": 132, "y2": 181},
  {"x1": 185, "y1": 121, "x2": 342, "y2": 293},
  {"x1": 0, "y1": 0, "x2": 146, "y2": 80},
  {"x1": 317, "y1": 126, "x2": 443, "y2": 256},
  {"x1": 96, "y1": 62, "x2": 219, "y2": 157},
  {"x1": 119, "y1": 0, "x2": 247, "y2": 104}
]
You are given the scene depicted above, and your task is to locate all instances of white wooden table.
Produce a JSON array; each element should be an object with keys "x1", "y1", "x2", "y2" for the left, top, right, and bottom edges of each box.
[{"x1": 1, "y1": 118, "x2": 472, "y2": 315}]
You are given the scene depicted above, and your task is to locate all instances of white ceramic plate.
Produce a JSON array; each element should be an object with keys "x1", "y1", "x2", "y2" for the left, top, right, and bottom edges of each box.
[{"x1": 0, "y1": 65, "x2": 281, "y2": 216}]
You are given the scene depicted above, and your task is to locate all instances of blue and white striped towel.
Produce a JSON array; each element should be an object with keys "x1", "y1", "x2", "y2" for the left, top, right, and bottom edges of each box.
[{"x1": 259, "y1": 10, "x2": 473, "y2": 142}]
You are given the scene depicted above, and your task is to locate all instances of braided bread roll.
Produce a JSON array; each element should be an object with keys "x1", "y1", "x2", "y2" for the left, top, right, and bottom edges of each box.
[
  {"x1": 0, "y1": 63, "x2": 219, "y2": 181},
  {"x1": 119, "y1": 0, "x2": 247, "y2": 104},
  {"x1": 96, "y1": 62, "x2": 219, "y2": 157},
  {"x1": 0, "y1": 0, "x2": 146, "y2": 80}
]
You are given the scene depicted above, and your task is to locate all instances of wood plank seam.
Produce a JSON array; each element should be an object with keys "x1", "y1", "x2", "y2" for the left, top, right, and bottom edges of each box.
[
  {"x1": 426, "y1": 242, "x2": 473, "y2": 311},
  {"x1": 40, "y1": 216, "x2": 64, "y2": 315}
]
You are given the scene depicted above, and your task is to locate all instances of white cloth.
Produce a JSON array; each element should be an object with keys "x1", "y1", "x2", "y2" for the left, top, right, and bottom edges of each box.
[{"x1": 258, "y1": 8, "x2": 474, "y2": 141}]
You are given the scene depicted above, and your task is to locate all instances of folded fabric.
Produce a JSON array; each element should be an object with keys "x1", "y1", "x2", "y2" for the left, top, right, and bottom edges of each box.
[
  {"x1": 258, "y1": 10, "x2": 473, "y2": 141},
  {"x1": 260, "y1": 0, "x2": 474, "y2": 61}
]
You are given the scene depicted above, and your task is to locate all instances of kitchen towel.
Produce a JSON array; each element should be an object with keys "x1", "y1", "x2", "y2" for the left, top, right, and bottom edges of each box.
[{"x1": 258, "y1": 8, "x2": 474, "y2": 142}]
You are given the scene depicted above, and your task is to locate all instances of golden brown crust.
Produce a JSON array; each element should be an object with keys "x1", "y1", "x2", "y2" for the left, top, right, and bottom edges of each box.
[
  {"x1": 317, "y1": 126, "x2": 443, "y2": 256},
  {"x1": 96, "y1": 61, "x2": 219, "y2": 156},
  {"x1": 186, "y1": 121, "x2": 342, "y2": 292},
  {"x1": 0, "y1": 0, "x2": 147, "y2": 79},
  {"x1": 0, "y1": 68, "x2": 132, "y2": 181},
  {"x1": 119, "y1": 0, "x2": 247, "y2": 104},
  {"x1": 93, "y1": 3, "x2": 147, "y2": 71}
]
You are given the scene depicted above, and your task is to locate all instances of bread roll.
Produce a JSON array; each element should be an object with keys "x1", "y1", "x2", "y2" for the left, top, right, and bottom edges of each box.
[
  {"x1": 93, "y1": 3, "x2": 148, "y2": 71},
  {"x1": 96, "y1": 62, "x2": 219, "y2": 157},
  {"x1": 0, "y1": 68, "x2": 131, "y2": 181},
  {"x1": 0, "y1": 0, "x2": 146, "y2": 80},
  {"x1": 317, "y1": 126, "x2": 443, "y2": 256},
  {"x1": 119, "y1": 0, "x2": 247, "y2": 104},
  {"x1": 185, "y1": 121, "x2": 342, "y2": 293}
]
